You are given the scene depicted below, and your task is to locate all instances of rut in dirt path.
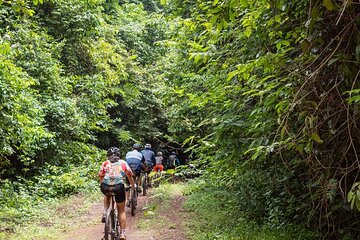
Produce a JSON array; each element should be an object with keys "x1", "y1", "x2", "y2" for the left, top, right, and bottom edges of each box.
[{"x1": 61, "y1": 187, "x2": 191, "y2": 240}]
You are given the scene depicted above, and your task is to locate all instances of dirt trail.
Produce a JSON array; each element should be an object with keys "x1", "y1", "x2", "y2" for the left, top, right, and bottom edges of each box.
[{"x1": 61, "y1": 188, "x2": 189, "y2": 240}]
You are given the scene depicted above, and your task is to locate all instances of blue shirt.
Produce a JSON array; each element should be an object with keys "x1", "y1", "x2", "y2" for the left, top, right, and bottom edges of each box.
[
  {"x1": 125, "y1": 150, "x2": 144, "y2": 172},
  {"x1": 141, "y1": 148, "x2": 156, "y2": 166}
]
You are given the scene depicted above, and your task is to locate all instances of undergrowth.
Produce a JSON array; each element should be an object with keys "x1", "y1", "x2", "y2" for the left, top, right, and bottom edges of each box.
[
  {"x1": 183, "y1": 179, "x2": 318, "y2": 240},
  {"x1": 0, "y1": 162, "x2": 99, "y2": 239}
]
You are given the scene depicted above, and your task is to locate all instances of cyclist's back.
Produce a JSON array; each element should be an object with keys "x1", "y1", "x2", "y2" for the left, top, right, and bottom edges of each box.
[
  {"x1": 141, "y1": 143, "x2": 156, "y2": 168},
  {"x1": 126, "y1": 144, "x2": 145, "y2": 174},
  {"x1": 167, "y1": 151, "x2": 180, "y2": 169}
]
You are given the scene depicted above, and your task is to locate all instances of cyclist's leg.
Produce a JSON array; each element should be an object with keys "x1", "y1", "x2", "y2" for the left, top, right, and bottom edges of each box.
[
  {"x1": 100, "y1": 183, "x2": 112, "y2": 221},
  {"x1": 135, "y1": 172, "x2": 142, "y2": 192},
  {"x1": 139, "y1": 163, "x2": 145, "y2": 186},
  {"x1": 114, "y1": 184, "x2": 126, "y2": 239},
  {"x1": 147, "y1": 166, "x2": 152, "y2": 187},
  {"x1": 116, "y1": 202, "x2": 126, "y2": 229},
  {"x1": 101, "y1": 183, "x2": 112, "y2": 208},
  {"x1": 125, "y1": 176, "x2": 131, "y2": 207}
]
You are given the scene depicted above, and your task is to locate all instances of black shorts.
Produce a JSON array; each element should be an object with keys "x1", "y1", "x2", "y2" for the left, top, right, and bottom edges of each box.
[
  {"x1": 100, "y1": 183, "x2": 125, "y2": 203},
  {"x1": 129, "y1": 163, "x2": 145, "y2": 176}
]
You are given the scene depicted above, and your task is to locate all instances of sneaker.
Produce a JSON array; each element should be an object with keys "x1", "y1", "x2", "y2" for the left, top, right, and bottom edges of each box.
[
  {"x1": 126, "y1": 200, "x2": 131, "y2": 208},
  {"x1": 101, "y1": 213, "x2": 106, "y2": 223},
  {"x1": 136, "y1": 186, "x2": 142, "y2": 193},
  {"x1": 119, "y1": 233, "x2": 126, "y2": 240}
]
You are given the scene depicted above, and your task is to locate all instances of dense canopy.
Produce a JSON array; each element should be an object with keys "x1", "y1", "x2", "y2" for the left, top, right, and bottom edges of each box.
[{"x1": 1, "y1": 0, "x2": 360, "y2": 239}]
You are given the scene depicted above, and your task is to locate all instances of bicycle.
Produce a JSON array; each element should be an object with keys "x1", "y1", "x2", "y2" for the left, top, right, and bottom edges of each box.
[
  {"x1": 151, "y1": 168, "x2": 162, "y2": 187},
  {"x1": 102, "y1": 192, "x2": 120, "y2": 240}
]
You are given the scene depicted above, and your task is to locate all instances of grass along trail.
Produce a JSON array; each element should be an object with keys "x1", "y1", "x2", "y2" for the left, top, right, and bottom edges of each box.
[{"x1": 4, "y1": 183, "x2": 191, "y2": 240}]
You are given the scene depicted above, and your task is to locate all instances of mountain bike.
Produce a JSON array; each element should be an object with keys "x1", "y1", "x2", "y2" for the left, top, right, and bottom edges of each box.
[
  {"x1": 151, "y1": 168, "x2": 162, "y2": 187},
  {"x1": 103, "y1": 193, "x2": 120, "y2": 240}
]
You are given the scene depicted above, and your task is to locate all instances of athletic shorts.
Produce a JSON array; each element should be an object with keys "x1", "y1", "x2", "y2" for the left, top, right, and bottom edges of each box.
[
  {"x1": 153, "y1": 164, "x2": 164, "y2": 172},
  {"x1": 128, "y1": 163, "x2": 145, "y2": 176},
  {"x1": 100, "y1": 183, "x2": 125, "y2": 203}
]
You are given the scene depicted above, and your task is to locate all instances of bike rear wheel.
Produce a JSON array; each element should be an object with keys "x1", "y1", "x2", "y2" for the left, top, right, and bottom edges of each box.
[
  {"x1": 104, "y1": 208, "x2": 111, "y2": 240},
  {"x1": 110, "y1": 209, "x2": 119, "y2": 240},
  {"x1": 131, "y1": 187, "x2": 137, "y2": 216},
  {"x1": 142, "y1": 172, "x2": 147, "y2": 196}
]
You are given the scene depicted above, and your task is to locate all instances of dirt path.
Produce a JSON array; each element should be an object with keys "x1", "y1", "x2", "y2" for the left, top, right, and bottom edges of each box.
[{"x1": 60, "y1": 186, "x2": 190, "y2": 240}]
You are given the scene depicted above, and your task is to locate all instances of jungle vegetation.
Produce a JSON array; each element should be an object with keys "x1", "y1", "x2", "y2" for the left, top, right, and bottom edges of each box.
[{"x1": 1, "y1": 0, "x2": 360, "y2": 239}]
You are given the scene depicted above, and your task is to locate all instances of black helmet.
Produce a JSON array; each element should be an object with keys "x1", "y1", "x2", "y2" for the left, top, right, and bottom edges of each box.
[
  {"x1": 107, "y1": 147, "x2": 120, "y2": 157},
  {"x1": 133, "y1": 143, "x2": 141, "y2": 150}
]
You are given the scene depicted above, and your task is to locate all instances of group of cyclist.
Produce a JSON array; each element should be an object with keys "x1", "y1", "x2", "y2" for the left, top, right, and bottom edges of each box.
[{"x1": 97, "y1": 143, "x2": 180, "y2": 240}]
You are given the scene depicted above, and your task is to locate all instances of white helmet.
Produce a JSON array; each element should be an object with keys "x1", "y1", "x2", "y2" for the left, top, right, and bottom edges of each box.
[{"x1": 145, "y1": 143, "x2": 151, "y2": 149}]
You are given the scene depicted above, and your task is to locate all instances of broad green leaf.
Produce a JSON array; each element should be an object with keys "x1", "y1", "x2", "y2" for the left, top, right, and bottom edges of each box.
[
  {"x1": 327, "y1": 58, "x2": 338, "y2": 66},
  {"x1": 348, "y1": 191, "x2": 354, "y2": 202},
  {"x1": 227, "y1": 70, "x2": 238, "y2": 81},
  {"x1": 323, "y1": 0, "x2": 335, "y2": 11},
  {"x1": 244, "y1": 27, "x2": 252, "y2": 37},
  {"x1": 351, "y1": 197, "x2": 356, "y2": 209},
  {"x1": 296, "y1": 144, "x2": 304, "y2": 154},
  {"x1": 311, "y1": 133, "x2": 324, "y2": 143},
  {"x1": 356, "y1": 197, "x2": 360, "y2": 211}
]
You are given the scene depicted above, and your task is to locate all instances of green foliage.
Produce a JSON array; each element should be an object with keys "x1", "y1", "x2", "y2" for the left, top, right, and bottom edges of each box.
[
  {"x1": 2, "y1": 0, "x2": 360, "y2": 238},
  {"x1": 160, "y1": 0, "x2": 360, "y2": 238},
  {"x1": 348, "y1": 182, "x2": 360, "y2": 211},
  {"x1": 184, "y1": 180, "x2": 317, "y2": 240}
]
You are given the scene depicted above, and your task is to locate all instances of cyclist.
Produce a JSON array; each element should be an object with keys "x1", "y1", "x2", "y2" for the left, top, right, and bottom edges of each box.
[
  {"x1": 98, "y1": 147, "x2": 134, "y2": 240},
  {"x1": 125, "y1": 143, "x2": 146, "y2": 205},
  {"x1": 167, "y1": 151, "x2": 180, "y2": 169},
  {"x1": 153, "y1": 151, "x2": 164, "y2": 172},
  {"x1": 141, "y1": 143, "x2": 156, "y2": 186}
]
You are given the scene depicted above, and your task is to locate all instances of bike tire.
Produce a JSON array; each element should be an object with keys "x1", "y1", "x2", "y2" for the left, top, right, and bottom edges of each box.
[
  {"x1": 110, "y1": 209, "x2": 120, "y2": 240},
  {"x1": 104, "y1": 208, "x2": 111, "y2": 240},
  {"x1": 142, "y1": 173, "x2": 147, "y2": 196},
  {"x1": 131, "y1": 188, "x2": 136, "y2": 216}
]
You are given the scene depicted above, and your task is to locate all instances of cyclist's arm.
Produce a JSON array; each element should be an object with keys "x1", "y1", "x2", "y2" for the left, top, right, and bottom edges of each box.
[
  {"x1": 99, "y1": 176, "x2": 104, "y2": 183},
  {"x1": 98, "y1": 160, "x2": 107, "y2": 183},
  {"x1": 124, "y1": 163, "x2": 135, "y2": 188},
  {"x1": 126, "y1": 171, "x2": 135, "y2": 188}
]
